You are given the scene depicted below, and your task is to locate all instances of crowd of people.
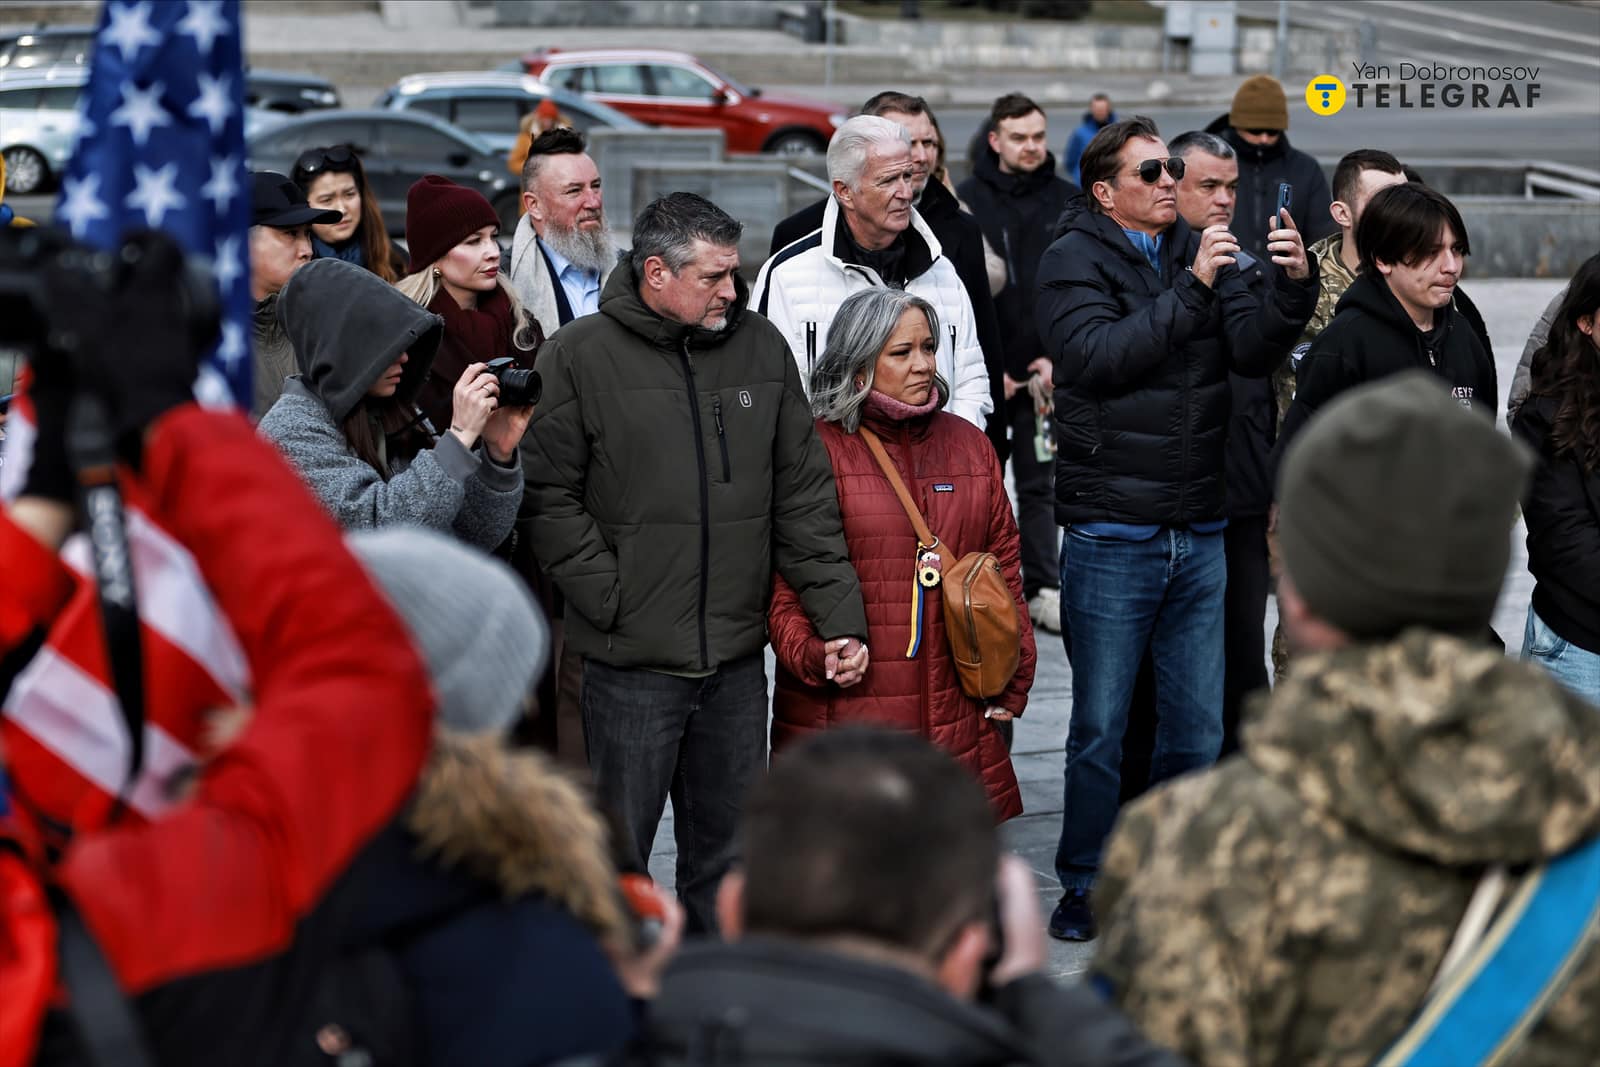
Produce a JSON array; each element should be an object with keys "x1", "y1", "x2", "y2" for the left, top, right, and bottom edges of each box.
[{"x1": 0, "y1": 67, "x2": 1597, "y2": 1067}]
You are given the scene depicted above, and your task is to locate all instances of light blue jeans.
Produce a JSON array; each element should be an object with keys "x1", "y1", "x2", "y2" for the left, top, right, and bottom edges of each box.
[{"x1": 1523, "y1": 605, "x2": 1600, "y2": 705}]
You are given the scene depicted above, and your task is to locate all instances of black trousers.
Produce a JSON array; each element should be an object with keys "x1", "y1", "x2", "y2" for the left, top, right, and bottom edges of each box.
[
  {"x1": 1009, "y1": 397, "x2": 1058, "y2": 600},
  {"x1": 1119, "y1": 515, "x2": 1271, "y2": 803}
]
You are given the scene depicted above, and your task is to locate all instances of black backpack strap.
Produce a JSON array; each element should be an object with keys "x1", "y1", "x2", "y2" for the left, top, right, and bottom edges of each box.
[{"x1": 50, "y1": 886, "x2": 156, "y2": 1067}]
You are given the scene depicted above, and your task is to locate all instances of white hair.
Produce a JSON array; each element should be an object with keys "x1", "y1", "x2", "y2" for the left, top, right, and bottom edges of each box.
[{"x1": 827, "y1": 115, "x2": 911, "y2": 191}]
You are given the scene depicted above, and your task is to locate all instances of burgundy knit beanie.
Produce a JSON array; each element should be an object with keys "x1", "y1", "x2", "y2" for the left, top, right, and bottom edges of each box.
[{"x1": 405, "y1": 175, "x2": 499, "y2": 273}]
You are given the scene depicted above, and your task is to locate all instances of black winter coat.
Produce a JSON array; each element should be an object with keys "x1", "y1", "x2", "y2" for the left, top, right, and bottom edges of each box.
[
  {"x1": 624, "y1": 939, "x2": 1191, "y2": 1067},
  {"x1": 958, "y1": 148, "x2": 1083, "y2": 383},
  {"x1": 1513, "y1": 393, "x2": 1600, "y2": 654},
  {"x1": 524, "y1": 264, "x2": 869, "y2": 671},
  {"x1": 771, "y1": 182, "x2": 1009, "y2": 455},
  {"x1": 1224, "y1": 251, "x2": 1277, "y2": 518},
  {"x1": 1036, "y1": 204, "x2": 1317, "y2": 527},
  {"x1": 1279, "y1": 271, "x2": 1499, "y2": 458},
  {"x1": 1206, "y1": 117, "x2": 1338, "y2": 261}
]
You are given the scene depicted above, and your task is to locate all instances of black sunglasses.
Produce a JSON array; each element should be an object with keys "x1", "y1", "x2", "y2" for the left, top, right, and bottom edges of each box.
[
  {"x1": 1131, "y1": 157, "x2": 1185, "y2": 183},
  {"x1": 292, "y1": 144, "x2": 358, "y2": 180},
  {"x1": 1243, "y1": 128, "x2": 1282, "y2": 137}
]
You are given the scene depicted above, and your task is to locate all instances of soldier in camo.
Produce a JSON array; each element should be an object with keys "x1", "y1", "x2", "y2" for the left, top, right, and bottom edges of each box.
[
  {"x1": 1094, "y1": 373, "x2": 1600, "y2": 1067},
  {"x1": 1268, "y1": 150, "x2": 1408, "y2": 678}
]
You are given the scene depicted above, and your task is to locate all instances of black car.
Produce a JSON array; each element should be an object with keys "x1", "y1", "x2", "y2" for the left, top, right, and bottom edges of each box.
[
  {"x1": 246, "y1": 109, "x2": 519, "y2": 236},
  {"x1": 244, "y1": 69, "x2": 340, "y2": 114}
]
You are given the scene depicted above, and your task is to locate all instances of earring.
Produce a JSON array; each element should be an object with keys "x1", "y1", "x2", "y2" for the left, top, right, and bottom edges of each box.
[
  {"x1": 431, "y1": 267, "x2": 441, "y2": 279},
  {"x1": 854, "y1": 377, "x2": 865, "y2": 389}
]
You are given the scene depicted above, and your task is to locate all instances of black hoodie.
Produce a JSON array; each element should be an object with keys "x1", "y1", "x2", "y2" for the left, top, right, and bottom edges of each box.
[
  {"x1": 958, "y1": 148, "x2": 1082, "y2": 383},
  {"x1": 1205, "y1": 115, "x2": 1337, "y2": 261},
  {"x1": 1279, "y1": 270, "x2": 1499, "y2": 457}
]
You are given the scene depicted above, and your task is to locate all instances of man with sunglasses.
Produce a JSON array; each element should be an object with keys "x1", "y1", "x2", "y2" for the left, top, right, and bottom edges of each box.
[
  {"x1": 1202, "y1": 75, "x2": 1336, "y2": 265},
  {"x1": 249, "y1": 171, "x2": 340, "y2": 418},
  {"x1": 1035, "y1": 116, "x2": 1317, "y2": 942}
]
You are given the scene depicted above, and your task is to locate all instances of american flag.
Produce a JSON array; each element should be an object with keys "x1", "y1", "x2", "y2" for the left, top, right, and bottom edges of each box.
[{"x1": 55, "y1": 0, "x2": 252, "y2": 409}]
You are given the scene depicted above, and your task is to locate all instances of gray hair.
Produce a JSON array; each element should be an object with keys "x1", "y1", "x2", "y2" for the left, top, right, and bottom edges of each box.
[
  {"x1": 827, "y1": 115, "x2": 911, "y2": 191},
  {"x1": 811, "y1": 288, "x2": 950, "y2": 433},
  {"x1": 630, "y1": 191, "x2": 743, "y2": 273},
  {"x1": 1168, "y1": 130, "x2": 1234, "y2": 162}
]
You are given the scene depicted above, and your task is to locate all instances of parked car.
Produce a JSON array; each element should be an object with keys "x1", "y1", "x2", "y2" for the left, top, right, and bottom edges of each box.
[
  {"x1": 243, "y1": 69, "x2": 341, "y2": 113},
  {"x1": 0, "y1": 70, "x2": 83, "y2": 194},
  {"x1": 246, "y1": 109, "x2": 519, "y2": 238},
  {"x1": 518, "y1": 48, "x2": 845, "y2": 155},
  {"x1": 376, "y1": 71, "x2": 645, "y2": 156}
]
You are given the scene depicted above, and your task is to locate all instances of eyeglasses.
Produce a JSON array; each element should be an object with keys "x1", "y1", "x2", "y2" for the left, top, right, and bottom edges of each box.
[
  {"x1": 1243, "y1": 128, "x2": 1282, "y2": 138},
  {"x1": 1129, "y1": 157, "x2": 1185, "y2": 183},
  {"x1": 292, "y1": 144, "x2": 357, "y2": 180}
]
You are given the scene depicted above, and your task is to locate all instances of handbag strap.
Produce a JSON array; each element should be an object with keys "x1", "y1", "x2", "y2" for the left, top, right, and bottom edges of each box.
[{"x1": 858, "y1": 426, "x2": 936, "y2": 548}]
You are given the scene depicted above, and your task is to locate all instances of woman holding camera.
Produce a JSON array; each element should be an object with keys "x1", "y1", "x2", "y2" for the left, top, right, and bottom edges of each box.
[
  {"x1": 292, "y1": 144, "x2": 408, "y2": 283},
  {"x1": 766, "y1": 288, "x2": 1036, "y2": 820},
  {"x1": 259, "y1": 257, "x2": 528, "y2": 550},
  {"x1": 396, "y1": 175, "x2": 545, "y2": 433}
]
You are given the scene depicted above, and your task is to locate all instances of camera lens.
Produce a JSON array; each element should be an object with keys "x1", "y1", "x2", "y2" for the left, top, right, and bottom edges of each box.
[{"x1": 485, "y1": 358, "x2": 541, "y2": 407}]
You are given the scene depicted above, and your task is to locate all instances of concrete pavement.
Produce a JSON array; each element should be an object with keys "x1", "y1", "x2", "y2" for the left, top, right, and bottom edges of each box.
[{"x1": 643, "y1": 275, "x2": 1566, "y2": 982}]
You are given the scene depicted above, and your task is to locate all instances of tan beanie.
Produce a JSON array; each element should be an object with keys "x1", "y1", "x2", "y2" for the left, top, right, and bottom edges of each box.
[{"x1": 1231, "y1": 75, "x2": 1289, "y2": 130}]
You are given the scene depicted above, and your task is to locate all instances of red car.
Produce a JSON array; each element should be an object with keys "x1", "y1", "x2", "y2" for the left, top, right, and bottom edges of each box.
[{"x1": 520, "y1": 48, "x2": 846, "y2": 155}]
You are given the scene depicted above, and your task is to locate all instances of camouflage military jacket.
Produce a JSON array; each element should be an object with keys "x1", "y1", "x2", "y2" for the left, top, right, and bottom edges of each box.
[
  {"x1": 1274, "y1": 233, "x2": 1359, "y2": 430},
  {"x1": 1093, "y1": 630, "x2": 1600, "y2": 1067}
]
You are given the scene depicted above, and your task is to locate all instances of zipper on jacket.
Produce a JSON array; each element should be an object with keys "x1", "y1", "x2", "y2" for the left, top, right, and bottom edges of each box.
[
  {"x1": 805, "y1": 321, "x2": 817, "y2": 380},
  {"x1": 680, "y1": 339, "x2": 712, "y2": 671},
  {"x1": 947, "y1": 324, "x2": 957, "y2": 382},
  {"x1": 712, "y1": 396, "x2": 731, "y2": 481}
]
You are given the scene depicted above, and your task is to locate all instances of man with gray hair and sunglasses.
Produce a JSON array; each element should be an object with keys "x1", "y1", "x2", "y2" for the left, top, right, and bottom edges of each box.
[
  {"x1": 752, "y1": 115, "x2": 992, "y2": 430},
  {"x1": 1035, "y1": 116, "x2": 1317, "y2": 943}
]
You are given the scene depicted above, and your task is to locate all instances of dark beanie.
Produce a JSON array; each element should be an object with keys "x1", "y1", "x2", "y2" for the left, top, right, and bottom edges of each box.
[
  {"x1": 1277, "y1": 371, "x2": 1533, "y2": 640},
  {"x1": 404, "y1": 175, "x2": 499, "y2": 274},
  {"x1": 1230, "y1": 74, "x2": 1289, "y2": 131}
]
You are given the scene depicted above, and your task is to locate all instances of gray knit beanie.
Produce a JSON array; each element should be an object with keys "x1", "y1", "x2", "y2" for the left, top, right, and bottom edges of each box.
[
  {"x1": 349, "y1": 528, "x2": 548, "y2": 734},
  {"x1": 1277, "y1": 371, "x2": 1534, "y2": 640}
]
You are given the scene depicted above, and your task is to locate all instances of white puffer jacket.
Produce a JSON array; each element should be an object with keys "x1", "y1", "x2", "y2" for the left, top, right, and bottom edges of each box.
[{"x1": 750, "y1": 197, "x2": 993, "y2": 429}]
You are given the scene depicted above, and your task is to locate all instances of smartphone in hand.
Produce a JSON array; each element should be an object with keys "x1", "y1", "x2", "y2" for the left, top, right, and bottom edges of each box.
[{"x1": 1274, "y1": 182, "x2": 1293, "y2": 230}]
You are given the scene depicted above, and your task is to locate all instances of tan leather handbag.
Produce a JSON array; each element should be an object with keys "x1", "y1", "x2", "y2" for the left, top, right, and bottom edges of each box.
[{"x1": 859, "y1": 427, "x2": 1022, "y2": 699}]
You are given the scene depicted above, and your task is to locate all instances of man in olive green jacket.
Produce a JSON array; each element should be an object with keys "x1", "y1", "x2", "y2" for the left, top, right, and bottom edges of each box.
[{"x1": 525, "y1": 192, "x2": 869, "y2": 933}]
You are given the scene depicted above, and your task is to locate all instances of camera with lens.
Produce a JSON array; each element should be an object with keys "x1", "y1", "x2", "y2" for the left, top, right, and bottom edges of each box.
[{"x1": 485, "y1": 357, "x2": 541, "y2": 408}]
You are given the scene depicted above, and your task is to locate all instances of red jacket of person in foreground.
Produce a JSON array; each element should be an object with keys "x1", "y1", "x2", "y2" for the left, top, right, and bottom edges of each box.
[
  {"x1": 0, "y1": 407, "x2": 433, "y2": 1064},
  {"x1": 768, "y1": 407, "x2": 1036, "y2": 820}
]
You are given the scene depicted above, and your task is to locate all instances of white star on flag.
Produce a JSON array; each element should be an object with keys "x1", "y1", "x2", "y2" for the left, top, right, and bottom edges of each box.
[
  {"x1": 103, "y1": 1, "x2": 162, "y2": 62},
  {"x1": 126, "y1": 162, "x2": 187, "y2": 227},
  {"x1": 215, "y1": 320, "x2": 247, "y2": 368},
  {"x1": 177, "y1": 0, "x2": 228, "y2": 57},
  {"x1": 200, "y1": 154, "x2": 240, "y2": 214},
  {"x1": 58, "y1": 173, "x2": 111, "y2": 238},
  {"x1": 189, "y1": 72, "x2": 232, "y2": 136},
  {"x1": 213, "y1": 234, "x2": 243, "y2": 292},
  {"x1": 110, "y1": 81, "x2": 171, "y2": 146}
]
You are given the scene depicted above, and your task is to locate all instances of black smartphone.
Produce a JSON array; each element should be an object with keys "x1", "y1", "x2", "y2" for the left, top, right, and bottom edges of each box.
[{"x1": 1274, "y1": 181, "x2": 1293, "y2": 231}]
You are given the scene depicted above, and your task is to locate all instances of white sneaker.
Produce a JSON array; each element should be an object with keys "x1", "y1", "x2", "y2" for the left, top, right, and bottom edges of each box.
[{"x1": 1029, "y1": 587, "x2": 1062, "y2": 634}]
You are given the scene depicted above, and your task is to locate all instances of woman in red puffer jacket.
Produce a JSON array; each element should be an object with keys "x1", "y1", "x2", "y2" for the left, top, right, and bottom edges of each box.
[{"x1": 768, "y1": 288, "x2": 1036, "y2": 819}]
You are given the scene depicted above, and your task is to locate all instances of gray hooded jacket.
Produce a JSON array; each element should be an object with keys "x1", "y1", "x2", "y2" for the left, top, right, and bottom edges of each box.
[{"x1": 258, "y1": 258, "x2": 522, "y2": 549}]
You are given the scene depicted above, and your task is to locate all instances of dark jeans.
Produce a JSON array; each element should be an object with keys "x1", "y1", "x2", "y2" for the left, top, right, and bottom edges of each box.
[
  {"x1": 1009, "y1": 397, "x2": 1059, "y2": 600},
  {"x1": 1118, "y1": 516, "x2": 1270, "y2": 804},
  {"x1": 581, "y1": 653, "x2": 768, "y2": 934},
  {"x1": 1055, "y1": 527, "x2": 1225, "y2": 892}
]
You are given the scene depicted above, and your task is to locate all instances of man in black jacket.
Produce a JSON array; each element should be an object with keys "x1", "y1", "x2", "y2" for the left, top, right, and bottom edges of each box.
[
  {"x1": 957, "y1": 93, "x2": 1082, "y2": 634},
  {"x1": 1279, "y1": 182, "x2": 1497, "y2": 455},
  {"x1": 526, "y1": 193, "x2": 870, "y2": 934},
  {"x1": 771, "y1": 91, "x2": 1008, "y2": 455},
  {"x1": 630, "y1": 729, "x2": 1189, "y2": 1067},
  {"x1": 1035, "y1": 117, "x2": 1316, "y2": 942},
  {"x1": 1203, "y1": 75, "x2": 1337, "y2": 263}
]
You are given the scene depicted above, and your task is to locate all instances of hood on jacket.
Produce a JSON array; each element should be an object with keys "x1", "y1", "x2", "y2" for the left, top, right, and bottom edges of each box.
[
  {"x1": 408, "y1": 730, "x2": 631, "y2": 951},
  {"x1": 1332, "y1": 269, "x2": 1457, "y2": 340},
  {"x1": 597, "y1": 253, "x2": 750, "y2": 352},
  {"x1": 278, "y1": 258, "x2": 444, "y2": 422},
  {"x1": 1245, "y1": 629, "x2": 1600, "y2": 867},
  {"x1": 971, "y1": 146, "x2": 1063, "y2": 194},
  {"x1": 1205, "y1": 113, "x2": 1294, "y2": 164},
  {"x1": 1058, "y1": 200, "x2": 1192, "y2": 275}
]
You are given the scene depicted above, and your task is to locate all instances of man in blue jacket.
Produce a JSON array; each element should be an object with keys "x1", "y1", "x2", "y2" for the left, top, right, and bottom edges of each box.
[
  {"x1": 1035, "y1": 116, "x2": 1317, "y2": 942},
  {"x1": 1061, "y1": 93, "x2": 1114, "y2": 186}
]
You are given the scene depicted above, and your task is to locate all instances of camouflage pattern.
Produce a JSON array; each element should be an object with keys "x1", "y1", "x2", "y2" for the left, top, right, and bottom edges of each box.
[
  {"x1": 1275, "y1": 233, "x2": 1359, "y2": 433},
  {"x1": 1093, "y1": 630, "x2": 1600, "y2": 1067}
]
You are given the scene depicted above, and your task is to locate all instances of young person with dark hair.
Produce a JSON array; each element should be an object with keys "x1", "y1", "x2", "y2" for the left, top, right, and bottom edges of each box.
[
  {"x1": 630, "y1": 728, "x2": 1189, "y2": 1067},
  {"x1": 292, "y1": 144, "x2": 407, "y2": 283},
  {"x1": 1513, "y1": 253, "x2": 1600, "y2": 700},
  {"x1": 1279, "y1": 182, "x2": 1497, "y2": 455}
]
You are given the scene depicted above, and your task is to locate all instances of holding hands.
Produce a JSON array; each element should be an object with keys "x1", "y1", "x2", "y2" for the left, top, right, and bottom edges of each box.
[{"x1": 825, "y1": 636, "x2": 870, "y2": 687}]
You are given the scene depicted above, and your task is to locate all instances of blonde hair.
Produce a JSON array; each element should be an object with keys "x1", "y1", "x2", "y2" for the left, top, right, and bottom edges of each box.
[{"x1": 394, "y1": 269, "x2": 543, "y2": 354}]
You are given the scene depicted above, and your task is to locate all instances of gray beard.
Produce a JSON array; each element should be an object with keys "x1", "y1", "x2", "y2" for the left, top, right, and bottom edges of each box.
[{"x1": 541, "y1": 217, "x2": 616, "y2": 275}]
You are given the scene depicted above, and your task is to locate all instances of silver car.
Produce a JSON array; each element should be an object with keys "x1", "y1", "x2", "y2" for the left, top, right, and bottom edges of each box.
[
  {"x1": 0, "y1": 70, "x2": 83, "y2": 195},
  {"x1": 375, "y1": 71, "x2": 645, "y2": 156}
]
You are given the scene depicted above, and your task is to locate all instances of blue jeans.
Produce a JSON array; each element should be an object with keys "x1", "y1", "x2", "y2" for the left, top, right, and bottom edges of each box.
[
  {"x1": 581, "y1": 653, "x2": 769, "y2": 934},
  {"x1": 1523, "y1": 605, "x2": 1600, "y2": 704},
  {"x1": 1055, "y1": 526, "x2": 1226, "y2": 891}
]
